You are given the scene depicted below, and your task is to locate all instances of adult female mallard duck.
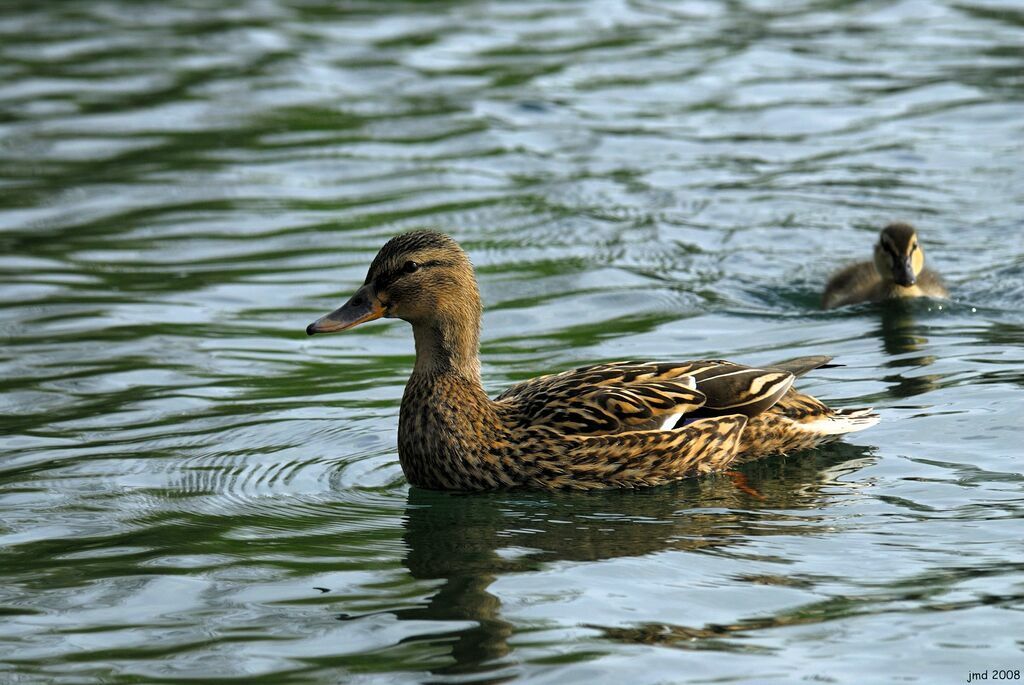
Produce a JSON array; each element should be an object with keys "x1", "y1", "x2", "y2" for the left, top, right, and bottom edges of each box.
[
  {"x1": 307, "y1": 231, "x2": 878, "y2": 491},
  {"x1": 823, "y1": 222, "x2": 948, "y2": 309}
]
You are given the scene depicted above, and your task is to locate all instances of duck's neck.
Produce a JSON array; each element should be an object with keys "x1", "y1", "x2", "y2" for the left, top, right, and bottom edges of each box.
[
  {"x1": 401, "y1": 312, "x2": 511, "y2": 491},
  {"x1": 411, "y1": 313, "x2": 482, "y2": 383}
]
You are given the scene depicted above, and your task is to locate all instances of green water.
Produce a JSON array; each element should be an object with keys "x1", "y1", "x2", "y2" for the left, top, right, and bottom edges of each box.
[{"x1": 2, "y1": 1, "x2": 1023, "y2": 682}]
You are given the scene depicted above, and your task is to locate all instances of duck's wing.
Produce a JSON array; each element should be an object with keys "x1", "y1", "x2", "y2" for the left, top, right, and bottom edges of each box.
[
  {"x1": 681, "y1": 361, "x2": 794, "y2": 419},
  {"x1": 497, "y1": 361, "x2": 706, "y2": 434},
  {"x1": 767, "y1": 355, "x2": 836, "y2": 377},
  {"x1": 497, "y1": 360, "x2": 794, "y2": 435}
]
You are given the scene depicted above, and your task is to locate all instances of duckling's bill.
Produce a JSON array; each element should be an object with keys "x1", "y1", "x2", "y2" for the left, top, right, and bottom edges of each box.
[
  {"x1": 892, "y1": 257, "x2": 916, "y2": 287},
  {"x1": 306, "y1": 284, "x2": 383, "y2": 335}
]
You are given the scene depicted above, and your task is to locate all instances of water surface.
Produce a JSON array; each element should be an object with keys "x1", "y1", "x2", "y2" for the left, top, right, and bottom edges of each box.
[{"x1": 2, "y1": 0, "x2": 1024, "y2": 682}]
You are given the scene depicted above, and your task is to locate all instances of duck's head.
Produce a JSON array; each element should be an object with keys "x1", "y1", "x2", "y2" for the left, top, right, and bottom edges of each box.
[
  {"x1": 873, "y1": 222, "x2": 925, "y2": 287},
  {"x1": 306, "y1": 230, "x2": 481, "y2": 336}
]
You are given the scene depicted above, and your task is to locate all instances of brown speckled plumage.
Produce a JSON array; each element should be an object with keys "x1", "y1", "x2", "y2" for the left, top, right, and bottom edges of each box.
[{"x1": 308, "y1": 231, "x2": 879, "y2": 491}]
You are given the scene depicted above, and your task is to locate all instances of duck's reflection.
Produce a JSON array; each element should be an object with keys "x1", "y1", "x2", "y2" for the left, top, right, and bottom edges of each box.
[
  {"x1": 387, "y1": 442, "x2": 874, "y2": 675},
  {"x1": 875, "y1": 300, "x2": 941, "y2": 398}
]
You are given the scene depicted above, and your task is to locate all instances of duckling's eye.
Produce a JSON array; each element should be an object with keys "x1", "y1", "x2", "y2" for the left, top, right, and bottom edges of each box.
[
  {"x1": 911, "y1": 242, "x2": 918, "y2": 252},
  {"x1": 402, "y1": 260, "x2": 420, "y2": 274}
]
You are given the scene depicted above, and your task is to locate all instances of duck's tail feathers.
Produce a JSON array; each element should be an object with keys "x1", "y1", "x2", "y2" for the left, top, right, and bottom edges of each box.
[{"x1": 798, "y1": 407, "x2": 879, "y2": 436}]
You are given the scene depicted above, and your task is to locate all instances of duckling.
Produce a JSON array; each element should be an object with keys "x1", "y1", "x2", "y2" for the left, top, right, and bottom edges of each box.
[
  {"x1": 307, "y1": 230, "x2": 878, "y2": 491},
  {"x1": 823, "y1": 222, "x2": 948, "y2": 309}
]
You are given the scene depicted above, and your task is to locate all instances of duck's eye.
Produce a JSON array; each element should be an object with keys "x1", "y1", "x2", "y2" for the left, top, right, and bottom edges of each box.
[
  {"x1": 402, "y1": 260, "x2": 420, "y2": 274},
  {"x1": 911, "y1": 243, "x2": 918, "y2": 252}
]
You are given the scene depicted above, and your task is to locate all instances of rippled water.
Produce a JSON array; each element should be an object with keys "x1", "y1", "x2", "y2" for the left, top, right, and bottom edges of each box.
[{"x1": 2, "y1": 0, "x2": 1024, "y2": 682}]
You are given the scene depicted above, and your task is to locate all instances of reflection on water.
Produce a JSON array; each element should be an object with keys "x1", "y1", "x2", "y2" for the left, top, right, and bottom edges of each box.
[
  {"x1": 874, "y1": 301, "x2": 943, "y2": 398},
  {"x1": 394, "y1": 444, "x2": 873, "y2": 674},
  {"x1": 593, "y1": 563, "x2": 1024, "y2": 654},
  {"x1": 2, "y1": 0, "x2": 1024, "y2": 681},
  {"x1": 876, "y1": 302, "x2": 933, "y2": 357}
]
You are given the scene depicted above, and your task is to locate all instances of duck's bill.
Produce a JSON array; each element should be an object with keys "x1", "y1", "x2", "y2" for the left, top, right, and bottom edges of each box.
[
  {"x1": 306, "y1": 286, "x2": 383, "y2": 335},
  {"x1": 893, "y1": 259, "x2": 916, "y2": 287}
]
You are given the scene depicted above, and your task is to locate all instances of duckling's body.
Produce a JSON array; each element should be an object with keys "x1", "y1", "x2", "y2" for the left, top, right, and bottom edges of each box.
[
  {"x1": 823, "y1": 262, "x2": 947, "y2": 309},
  {"x1": 823, "y1": 222, "x2": 947, "y2": 309},
  {"x1": 309, "y1": 231, "x2": 877, "y2": 491}
]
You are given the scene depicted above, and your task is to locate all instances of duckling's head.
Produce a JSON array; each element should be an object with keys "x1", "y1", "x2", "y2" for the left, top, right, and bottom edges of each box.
[
  {"x1": 306, "y1": 230, "x2": 481, "y2": 336},
  {"x1": 873, "y1": 222, "x2": 925, "y2": 287}
]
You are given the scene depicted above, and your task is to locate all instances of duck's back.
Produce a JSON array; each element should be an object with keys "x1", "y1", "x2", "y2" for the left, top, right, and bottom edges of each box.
[
  {"x1": 822, "y1": 261, "x2": 879, "y2": 309},
  {"x1": 915, "y1": 268, "x2": 949, "y2": 298}
]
